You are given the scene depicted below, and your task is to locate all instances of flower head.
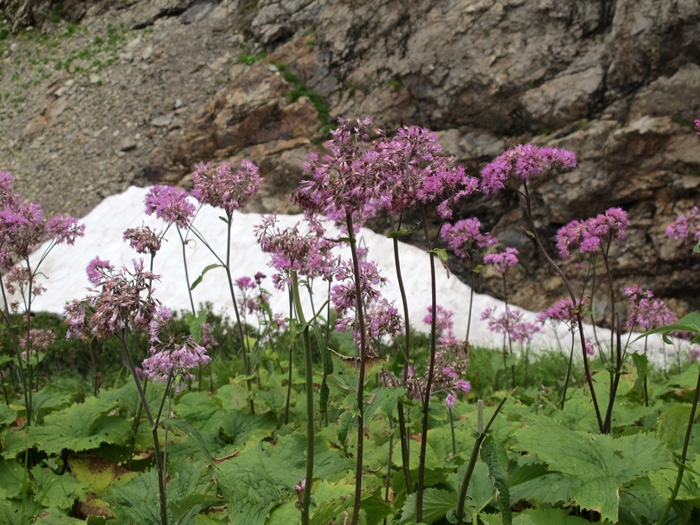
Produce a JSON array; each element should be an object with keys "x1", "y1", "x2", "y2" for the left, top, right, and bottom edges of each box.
[
  {"x1": 145, "y1": 186, "x2": 195, "y2": 229},
  {"x1": 47, "y1": 216, "x2": 85, "y2": 245},
  {"x1": 556, "y1": 207, "x2": 631, "y2": 260},
  {"x1": 624, "y1": 286, "x2": 677, "y2": 331},
  {"x1": 483, "y1": 247, "x2": 519, "y2": 274},
  {"x1": 123, "y1": 225, "x2": 162, "y2": 255},
  {"x1": 192, "y1": 159, "x2": 262, "y2": 214},
  {"x1": 666, "y1": 206, "x2": 700, "y2": 245},
  {"x1": 480, "y1": 144, "x2": 577, "y2": 195},
  {"x1": 440, "y1": 218, "x2": 497, "y2": 259},
  {"x1": 536, "y1": 297, "x2": 589, "y2": 332},
  {"x1": 481, "y1": 306, "x2": 540, "y2": 344}
]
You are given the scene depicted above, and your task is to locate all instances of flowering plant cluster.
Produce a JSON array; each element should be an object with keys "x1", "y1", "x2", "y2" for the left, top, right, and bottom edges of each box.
[
  {"x1": 481, "y1": 306, "x2": 541, "y2": 345},
  {"x1": 556, "y1": 207, "x2": 631, "y2": 259}
]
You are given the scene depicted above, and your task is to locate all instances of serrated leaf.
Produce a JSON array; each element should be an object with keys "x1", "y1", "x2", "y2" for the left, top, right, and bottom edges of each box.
[
  {"x1": 0, "y1": 403, "x2": 16, "y2": 427},
  {"x1": 185, "y1": 310, "x2": 208, "y2": 344},
  {"x1": 25, "y1": 397, "x2": 132, "y2": 455},
  {"x1": 481, "y1": 436, "x2": 512, "y2": 525},
  {"x1": 69, "y1": 456, "x2": 135, "y2": 496},
  {"x1": 514, "y1": 417, "x2": 673, "y2": 522},
  {"x1": 365, "y1": 387, "x2": 405, "y2": 421},
  {"x1": 309, "y1": 479, "x2": 354, "y2": 525},
  {"x1": 191, "y1": 263, "x2": 223, "y2": 291},
  {"x1": 400, "y1": 488, "x2": 456, "y2": 524},
  {"x1": 512, "y1": 507, "x2": 590, "y2": 524},
  {"x1": 32, "y1": 465, "x2": 89, "y2": 510}
]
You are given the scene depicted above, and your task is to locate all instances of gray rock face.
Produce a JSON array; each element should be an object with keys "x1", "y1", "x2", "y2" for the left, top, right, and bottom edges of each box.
[{"x1": 1, "y1": 0, "x2": 699, "y2": 320}]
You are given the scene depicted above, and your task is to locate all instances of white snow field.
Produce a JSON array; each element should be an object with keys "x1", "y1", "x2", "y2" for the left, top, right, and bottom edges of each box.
[{"x1": 23, "y1": 186, "x2": 685, "y2": 363}]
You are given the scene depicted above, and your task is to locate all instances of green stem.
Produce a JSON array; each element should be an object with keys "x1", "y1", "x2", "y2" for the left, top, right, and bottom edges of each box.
[
  {"x1": 657, "y1": 367, "x2": 700, "y2": 525},
  {"x1": 456, "y1": 396, "x2": 509, "y2": 524},
  {"x1": 520, "y1": 182, "x2": 604, "y2": 433},
  {"x1": 347, "y1": 213, "x2": 368, "y2": 525},
  {"x1": 292, "y1": 271, "x2": 315, "y2": 525},
  {"x1": 416, "y1": 205, "x2": 438, "y2": 523},
  {"x1": 177, "y1": 228, "x2": 196, "y2": 315},
  {"x1": 118, "y1": 331, "x2": 168, "y2": 525}
]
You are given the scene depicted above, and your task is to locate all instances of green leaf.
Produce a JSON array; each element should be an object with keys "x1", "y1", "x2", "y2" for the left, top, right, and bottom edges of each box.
[
  {"x1": 361, "y1": 490, "x2": 395, "y2": 525},
  {"x1": 32, "y1": 465, "x2": 89, "y2": 510},
  {"x1": 185, "y1": 310, "x2": 208, "y2": 344},
  {"x1": 481, "y1": 435, "x2": 512, "y2": 525},
  {"x1": 365, "y1": 387, "x2": 405, "y2": 421},
  {"x1": 514, "y1": 416, "x2": 673, "y2": 522},
  {"x1": 400, "y1": 488, "x2": 456, "y2": 524},
  {"x1": 191, "y1": 263, "x2": 223, "y2": 291},
  {"x1": 26, "y1": 398, "x2": 132, "y2": 455},
  {"x1": 512, "y1": 508, "x2": 590, "y2": 524},
  {"x1": 0, "y1": 403, "x2": 16, "y2": 428},
  {"x1": 34, "y1": 508, "x2": 85, "y2": 524},
  {"x1": 309, "y1": 479, "x2": 354, "y2": 525},
  {"x1": 386, "y1": 226, "x2": 420, "y2": 239},
  {"x1": 69, "y1": 455, "x2": 136, "y2": 496},
  {"x1": 430, "y1": 248, "x2": 450, "y2": 277},
  {"x1": 627, "y1": 352, "x2": 649, "y2": 404},
  {"x1": 640, "y1": 311, "x2": 700, "y2": 344}
]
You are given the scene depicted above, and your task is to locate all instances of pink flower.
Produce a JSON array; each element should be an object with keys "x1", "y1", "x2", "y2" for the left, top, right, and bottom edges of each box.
[
  {"x1": 47, "y1": 216, "x2": 85, "y2": 245},
  {"x1": 441, "y1": 218, "x2": 497, "y2": 259},
  {"x1": 123, "y1": 225, "x2": 162, "y2": 255},
  {"x1": 666, "y1": 206, "x2": 700, "y2": 245},
  {"x1": 556, "y1": 207, "x2": 630, "y2": 259},
  {"x1": 483, "y1": 247, "x2": 519, "y2": 274},
  {"x1": 480, "y1": 144, "x2": 577, "y2": 195},
  {"x1": 192, "y1": 159, "x2": 262, "y2": 214},
  {"x1": 145, "y1": 186, "x2": 195, "y2": 229}
]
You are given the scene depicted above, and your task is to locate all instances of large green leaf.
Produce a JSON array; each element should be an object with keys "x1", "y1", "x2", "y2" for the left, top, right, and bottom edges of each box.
[
  {"x1": 31, "y1": 465, "x2": 88, "y2": 510},
  {"x1": 400, "y1": 487, "x2": 456, "y2": 524},
  {"x1": 27, "y1": 397, "x2": 132, "y2": 455},
  {"x1": 481, "y1": 435, "x2": 511, "y2": 525},
  {"x1": 514, "y1": 417, "x2": 673, "y2": 522},
  {"x1": 641, "y1": 311, "x2": 700, "y2": 344},
  {"x1": 215, "y1": 433, "x2": 352, "y2": 523},
  {"x1": 512, "y1": 508, "x2": 590, "y2": 524}
]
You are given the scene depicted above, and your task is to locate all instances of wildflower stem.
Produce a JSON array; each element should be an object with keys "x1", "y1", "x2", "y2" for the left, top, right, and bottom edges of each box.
[
  {"x1": 391, "y1": 230, "x2": 413, "y2": 492},
  {"x1": 657, "y1": 366, "x2": 700, "y2": 525},
  {"x1": 416, "y1": 205, "x2": 438, "y2": 523},
  {"x1": 291, "y1": 271, "x2": 314, "y2": 525},
  {"x1": 347, "y1": 212, "x2": 368, "y2": 525},
  {"x1": 456, "y1": 395, "x2": 509, "y2": 524},
  {"x1": 118, "y1": 330, "x2": 168, "y2": 525},
  {"x1": 176, "y1": 228, "x2": 196, "y2": 315},
  {"x1": 224, "y1": 212, "x2": 255, "y2": 414},
  {"x1": 520, "y1": 182, "x2": 604, "y2": 433}
]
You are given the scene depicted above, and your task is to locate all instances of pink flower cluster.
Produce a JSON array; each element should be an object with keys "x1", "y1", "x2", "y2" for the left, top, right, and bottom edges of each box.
[
  {"x1": 0, "y1": 172, "x2": 84, "y2": 270},
  {"x1": 556, "y1": 207, "x2": 631, "y2": 259},
  {"x1": 145, "y1": 186, "x2": 195, "y2": 230},
  {"x1": 624, "y1": 285, "x2": 677, "y2": 331},
  {"x1": 666, "y1": 206, "x2": 700, "y2": 246},
  {"x1": 64, "y1": 258, "x2": 160, "y2": 339},
  {"x1": 480, "y1": 144, "x2": 577, "y2": 195},
  {"x1": 440, "y1": 218, "x2": 497, "y2": 259},
  {"x1": 142, "y1": 308, "x2": 211, "y2": 382},
  {"x1": 255, "y1": 214, "x2": 339, "y2": 289},
  {"x1": 331, "y1": 249, "x2": 402, "y2": 342},
  {"x1": 483, "y1": 247, "x2": 519, "y2": 274},
  {"x1": 536, "y1": 297, "x2": 589, "y2": 332},
  {"x1": 192, "y1": 159, "x2": 262, "y2": 214},
  {"x1": 481, "y1": 306, "x2": 540, "y2": 344},
  {"x1": 291, "y1": 118, "x2": 479, "y2": 226},
  {"x1": 123, "y1": 225, "x2": 162, "y2": 255}
]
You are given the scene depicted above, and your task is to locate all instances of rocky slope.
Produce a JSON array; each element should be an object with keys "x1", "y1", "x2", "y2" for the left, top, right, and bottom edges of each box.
[{"x1": 1, "y1": 0, "x2": 699, "y2": 321}]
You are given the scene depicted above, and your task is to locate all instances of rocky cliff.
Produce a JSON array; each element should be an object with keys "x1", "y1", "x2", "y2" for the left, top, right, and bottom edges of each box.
[{"x1": 1, "y1": 0, "x2": 699, "y2": 321}]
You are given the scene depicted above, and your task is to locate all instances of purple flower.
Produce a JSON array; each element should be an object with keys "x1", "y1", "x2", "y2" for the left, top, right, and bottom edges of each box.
[
  {"x1": 123, "y1": 225, "x2": 162, "y2": 255},
  {"x1": 142, "y1": 309, "x2": 211, "y2": 382},
  {"x1": 145, "y1": 186, "x2": 195, "y2": 229},
  {"x1": 556, "y1": 207, "x2": 631, "y2": 260},
  {"x1": 441, "y1": 218, "x2": 497, "y2": 259},
  {"x1": 536, "y1": 297, "x2": 589, "y2": 332},
  {"x1": 423, "y1": 305, "x2": 457, "y2": 344},
  {"x1": 47, "y1": 216, "x2": 85, "y2": 245},
  {"x1": 480, "y1": 144, "x2": 577, "y2": 195},
  {"x1": 483, "y1": 247, "x2": 519, "y2": 274},
  {"x1": 481, "y1": 306, "x2": 540, "y2": 344},
  {"x1": 624, "y1": 286, "x2": 677, "y2": 331},
  {"x1": 192, "y1": 159, "x2": 262, "y2": 214},
  {"x1": 256, "y1": 214, "x2": 339, "y2": 289},
  {"x1": 66, "y1": 258, "x2": 160, "y2": 338},
  {"x1": 695, "y1": 119, "x2": 700, "y2": 135},
  {"x1": 666, "y1": 206, "x2": 700, "y2": 246},
  {"x1": 445, "y1": 392, "x2": 457, "y2": 408}
]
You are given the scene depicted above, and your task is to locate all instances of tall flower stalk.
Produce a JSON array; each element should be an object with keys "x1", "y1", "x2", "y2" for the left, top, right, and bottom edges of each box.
[{"x1": 0, "y1": 172, "x2": 84, "y2": 426}]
